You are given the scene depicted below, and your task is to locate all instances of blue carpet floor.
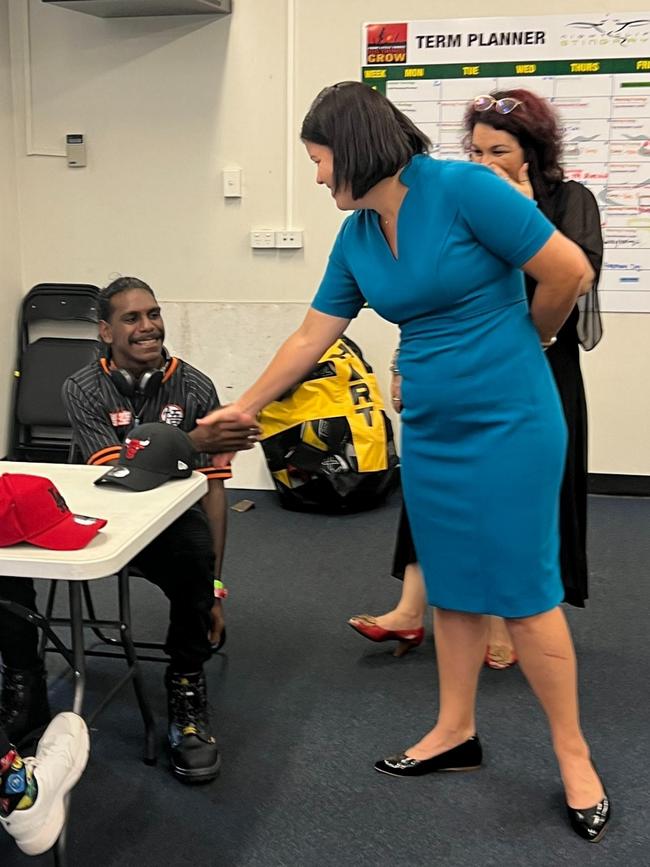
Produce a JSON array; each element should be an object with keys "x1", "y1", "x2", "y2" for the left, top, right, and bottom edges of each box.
[{"x1": 2, "y1": 491, "x2": 648, "y2": 866}]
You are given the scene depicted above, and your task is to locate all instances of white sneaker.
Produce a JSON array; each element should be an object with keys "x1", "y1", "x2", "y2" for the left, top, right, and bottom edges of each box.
[{"x1": 0, "y1": 712, "x2": 90, "y2": 856}]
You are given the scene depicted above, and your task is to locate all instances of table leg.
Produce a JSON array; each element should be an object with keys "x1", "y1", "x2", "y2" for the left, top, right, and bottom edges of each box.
[
  {"x1": 68, "y1": 583, "x2": 86, "y2": 716},
  {"x1": 117, "y1": 568, "x2": 157, "y2": 765},
  {"x1": 54, "y1": 826, "x2": 68, "y2": 867},
  {"x1": 52, "y1": 583, "x2": 86, "y2": 867}
]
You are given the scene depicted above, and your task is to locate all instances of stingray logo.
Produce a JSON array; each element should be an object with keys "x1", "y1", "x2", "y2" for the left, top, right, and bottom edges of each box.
[
  {"x1": 565, "y1": 16, "x2": 650, "y2": 45},
  {"x1": 124, "y1": 437, "x2": 150, "y2": 460}
]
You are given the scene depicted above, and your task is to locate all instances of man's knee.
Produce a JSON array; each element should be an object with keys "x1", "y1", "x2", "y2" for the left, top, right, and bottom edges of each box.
[{"x1": 0, "y1": 577, "x2": 37, "y2": 608}]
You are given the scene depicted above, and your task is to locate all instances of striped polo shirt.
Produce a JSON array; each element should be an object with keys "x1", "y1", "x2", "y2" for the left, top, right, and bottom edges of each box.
[{"x1": 62, "y1": 355, "x2": 231, "y2": 480}]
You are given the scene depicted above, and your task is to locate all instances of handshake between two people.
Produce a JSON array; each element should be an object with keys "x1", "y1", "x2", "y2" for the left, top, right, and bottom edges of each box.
[{"x1": 190, "y1": 405, "x2": 261, "y2": 468}]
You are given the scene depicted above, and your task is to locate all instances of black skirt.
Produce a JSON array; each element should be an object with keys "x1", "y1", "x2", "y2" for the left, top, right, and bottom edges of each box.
[
  {"x1": 391, "y1": 503, "x2": 417, "y2": 580},
  {"x1": 543, "y1": 309, "x2": 589, "y2": 607}
]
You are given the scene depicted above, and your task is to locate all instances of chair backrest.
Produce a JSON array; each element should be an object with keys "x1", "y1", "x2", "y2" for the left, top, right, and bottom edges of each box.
[
  {"x1": 9, "y1": 283, "x2": 101, "y2": 462},
  {"x1": 21, "y1": 283, "x2": 100, "y2": 346},
  {"x1": 17, "y1": 338, "x2": 100, "y2": 426}
]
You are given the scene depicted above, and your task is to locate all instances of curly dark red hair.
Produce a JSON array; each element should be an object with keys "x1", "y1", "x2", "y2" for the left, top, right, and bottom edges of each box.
[{"x1": 463, "y1": 88, "x2": 564, "y2": 202}]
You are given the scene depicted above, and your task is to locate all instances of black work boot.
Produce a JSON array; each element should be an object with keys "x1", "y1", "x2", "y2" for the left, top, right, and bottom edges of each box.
[
  {"x1": 165, "y1": 668, "x2": 220, "y2": 783},
  {"x1": 0, "y1": 664, "x2": 51, "y2": 746}
]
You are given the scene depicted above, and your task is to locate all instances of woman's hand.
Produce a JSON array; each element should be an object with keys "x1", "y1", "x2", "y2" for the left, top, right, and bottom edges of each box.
[
  {"x1": 390, "y1": 370, "x2": 403, "y2": 414},
  {"x1": 488, "y1": 162, "x2": 533, "y2": 199},
  {"x1": 523, "y1": 231, "x2": 588, "y2": 342}
]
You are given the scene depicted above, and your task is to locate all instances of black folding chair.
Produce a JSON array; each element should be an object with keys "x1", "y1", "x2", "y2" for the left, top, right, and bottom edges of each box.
[{"x1": 9, "y1": 283, "x2": 100, "y2": 462}]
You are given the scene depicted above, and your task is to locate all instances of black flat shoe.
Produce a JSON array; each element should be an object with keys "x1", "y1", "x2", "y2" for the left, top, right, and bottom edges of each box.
[
  {"x1": 566, "y1": 794, "x2": 611, "y2": 842},
  {"x1": 374, "y1": 735, "x2": 482, "y2": 777}
]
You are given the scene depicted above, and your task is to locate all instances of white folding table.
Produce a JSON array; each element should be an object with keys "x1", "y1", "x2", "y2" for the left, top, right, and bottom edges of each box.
[{"x1": 0, "y1": 461, "x2": 208, "y2": 865}]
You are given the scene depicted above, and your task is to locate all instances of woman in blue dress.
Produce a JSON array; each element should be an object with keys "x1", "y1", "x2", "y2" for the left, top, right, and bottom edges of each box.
[
  {"x1": 349, "y1": 88, "x2": 604, "y2": 670},
  {"x1": 199, "y1": 82, "x2": 609, "y2": 842}
]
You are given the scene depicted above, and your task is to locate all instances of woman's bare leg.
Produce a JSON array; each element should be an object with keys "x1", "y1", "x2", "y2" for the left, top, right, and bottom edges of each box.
[
  {"x1": 405, "y1": 608, "x2": 487, "y2": 758},
  {"x1": 507, "y1": 606, "x2": 604, "y2": 808},
  {"x1": 349, "y1": 563, "x2": 427, "y2": 632}
]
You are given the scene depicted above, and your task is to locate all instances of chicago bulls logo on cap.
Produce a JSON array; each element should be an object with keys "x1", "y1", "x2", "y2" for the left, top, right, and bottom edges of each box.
[{"x1": 124, "y1": 437, "x2": 151, "y2": 460}]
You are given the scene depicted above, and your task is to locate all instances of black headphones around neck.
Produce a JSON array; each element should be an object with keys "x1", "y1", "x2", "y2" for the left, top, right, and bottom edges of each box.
[{"x1": 102, "y1": 347, "x2": 170, "y2": 400}]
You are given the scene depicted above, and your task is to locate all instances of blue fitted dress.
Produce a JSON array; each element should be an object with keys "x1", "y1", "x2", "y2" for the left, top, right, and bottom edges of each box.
[{"x1": 312, "y1": 155, "x2": 567, "y2": 618}]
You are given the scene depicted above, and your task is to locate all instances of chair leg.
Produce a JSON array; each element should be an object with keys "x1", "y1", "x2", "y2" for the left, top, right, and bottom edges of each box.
[
  {"x1": 38, "y1": 581, "x2": 58, "y2": 661},
  {"x1": 0, "y1": 599, "x2": 74, "y2": 668},
  {"x1": 82, "y1": 581, "x2": 120, "y2": 646},
  {"x1": 117, "y1": 568, "x2": 157, "y2": 765}
]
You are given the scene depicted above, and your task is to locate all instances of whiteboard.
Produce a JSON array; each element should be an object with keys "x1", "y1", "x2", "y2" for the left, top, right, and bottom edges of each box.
[{"x1": 362, "y1": 12, "x2": 650, "y2": 313}]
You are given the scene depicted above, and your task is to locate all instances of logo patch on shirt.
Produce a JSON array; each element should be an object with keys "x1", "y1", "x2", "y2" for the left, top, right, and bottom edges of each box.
[
  {"x1": 160, "y1": 404, "x2": 184, "y2": 426},
  {"x1": 110, "y1": 410, "x2": 134, "y2": 428}
]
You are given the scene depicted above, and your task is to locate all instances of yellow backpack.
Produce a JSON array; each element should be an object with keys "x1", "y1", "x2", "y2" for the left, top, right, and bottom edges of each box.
[{"x1": 259, "y1": 336, "x2": 399, "y2": 512}]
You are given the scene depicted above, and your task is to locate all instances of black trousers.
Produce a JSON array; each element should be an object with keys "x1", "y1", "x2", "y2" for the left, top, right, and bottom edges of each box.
[
  {"x1": 0, "y1": 506, "x2": 214, "y2": 674},
  {"x1": 0, "y1": 573, "x2": 40, "y2": 670},
  {"x1": 0, "y1": 727, "x2": 11, "y2": 756}
]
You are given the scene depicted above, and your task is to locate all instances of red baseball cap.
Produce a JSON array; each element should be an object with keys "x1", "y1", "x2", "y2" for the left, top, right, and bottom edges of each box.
[{"x1": 0, "y1": 474, "x2": 107, "y2": 551}]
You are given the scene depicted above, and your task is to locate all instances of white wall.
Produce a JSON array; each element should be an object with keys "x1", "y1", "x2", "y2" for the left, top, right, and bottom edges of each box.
[
  {"x1": 4, "y1": 0, "x2": 650, "y2": 485},
  {"x1": 0, "y1": 0, "x2": 22, "y2": 454}
]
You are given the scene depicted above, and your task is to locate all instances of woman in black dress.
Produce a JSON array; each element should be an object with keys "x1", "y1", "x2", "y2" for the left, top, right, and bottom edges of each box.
[{"x1": 349, "y1": 88, "x2": 603, "y2": 665}]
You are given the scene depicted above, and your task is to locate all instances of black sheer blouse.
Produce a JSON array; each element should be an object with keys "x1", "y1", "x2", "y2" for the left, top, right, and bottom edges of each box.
[{"x1": 528, "y1": 179, "x2": 604, "y2": 351}]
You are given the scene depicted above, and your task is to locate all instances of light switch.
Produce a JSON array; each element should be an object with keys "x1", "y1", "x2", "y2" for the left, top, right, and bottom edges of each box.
[
  {"x1": 66, "y1": 133, "x2": 86, "y2": 168},
  {"x1": 222, "y1": 168, "x2": 242, "y2": 198}
]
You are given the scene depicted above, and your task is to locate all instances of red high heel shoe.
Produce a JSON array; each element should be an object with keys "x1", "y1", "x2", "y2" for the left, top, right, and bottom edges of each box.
[{"x1": 348, "y1": 615, "x2": 424, "y2": 657}]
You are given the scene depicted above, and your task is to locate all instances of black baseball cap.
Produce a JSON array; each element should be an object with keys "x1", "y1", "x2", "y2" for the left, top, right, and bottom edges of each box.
[{"x1": 94, "y1": 422, "x2": 196, "y2": 492}]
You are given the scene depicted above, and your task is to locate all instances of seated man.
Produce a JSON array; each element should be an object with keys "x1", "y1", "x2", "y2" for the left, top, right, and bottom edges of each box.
[
  {"x1": 0, "y1": 713, "x2": 89, "y2": 857},
  {"x1": 0, "y1": 276, "x2": 258, "y2": 784}
]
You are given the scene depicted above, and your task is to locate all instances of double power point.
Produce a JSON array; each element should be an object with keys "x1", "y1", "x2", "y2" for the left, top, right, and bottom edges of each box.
[{"x1": 250, "y1": 230, "x2": 304, "y2": 249}]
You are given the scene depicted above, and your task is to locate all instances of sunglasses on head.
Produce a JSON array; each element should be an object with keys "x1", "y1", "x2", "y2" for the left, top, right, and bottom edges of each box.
[{"x1": 473, "y1": 95, "x2": 522, "y2": 115}]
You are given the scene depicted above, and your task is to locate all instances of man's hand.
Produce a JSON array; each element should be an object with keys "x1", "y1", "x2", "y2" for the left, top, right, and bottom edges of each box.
[{"x1": 190, "y1": 406, "x2": 260, "y2": 454}]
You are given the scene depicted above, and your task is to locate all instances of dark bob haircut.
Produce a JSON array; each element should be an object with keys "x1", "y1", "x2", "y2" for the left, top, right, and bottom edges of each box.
[
  {"x1": 99, "y1": 276, "x2": 156, "y2": 323},
  {"x1": 463, "y1": 88, "x2": 563, "y2": 203},
  {"x1": 301, "y1": 81, "x2": 431, "y2": 200}
]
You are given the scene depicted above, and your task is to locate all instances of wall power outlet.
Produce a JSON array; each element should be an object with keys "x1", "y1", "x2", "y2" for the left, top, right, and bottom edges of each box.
[{"x1": 275, "y1": 230, "x2": 303, "y2": 248}]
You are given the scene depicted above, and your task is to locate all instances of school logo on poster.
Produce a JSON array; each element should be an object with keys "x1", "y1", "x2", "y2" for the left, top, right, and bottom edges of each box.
[
  {"x1": 365, "y1": 23, "x2": 407, "y2": 64},
  {"x1": 562, "y1": 15, "x2": 650, "y2": 47}
]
